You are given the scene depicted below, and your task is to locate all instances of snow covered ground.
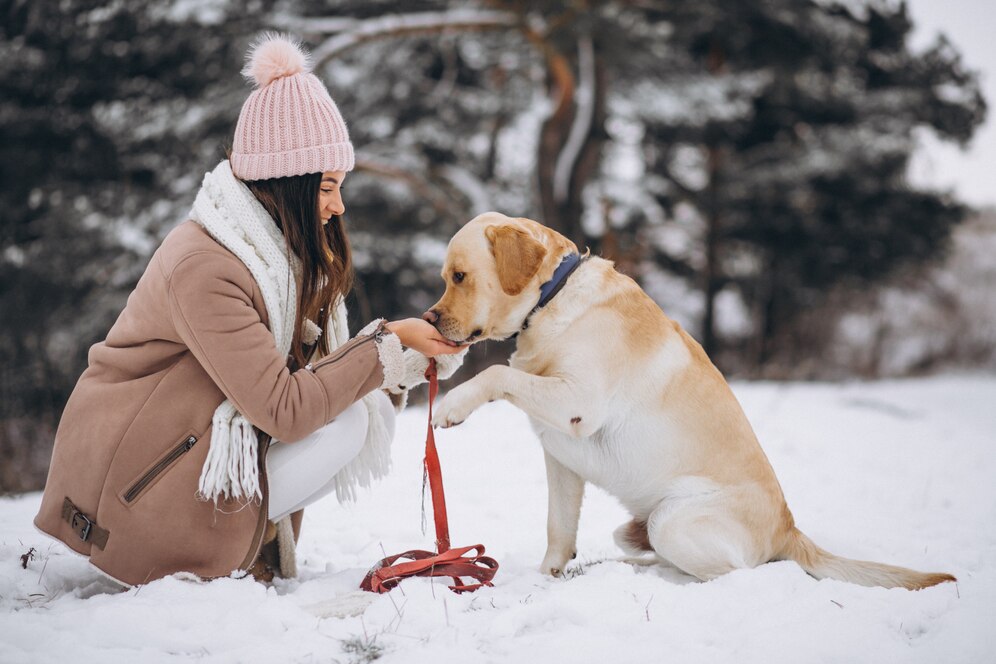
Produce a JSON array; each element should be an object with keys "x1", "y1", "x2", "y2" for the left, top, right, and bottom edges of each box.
[{"x1": 2, "y1": 374, "x2": 994, "y2": 663}]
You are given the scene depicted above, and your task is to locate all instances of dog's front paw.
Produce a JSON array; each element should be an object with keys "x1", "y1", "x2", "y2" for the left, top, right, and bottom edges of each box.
[
  {"x1": 540, "y1": 549, "x2": 575, "y2": 578},
  {"x1": 431, "y1": 382, "x2": 488, "y2": 429}
]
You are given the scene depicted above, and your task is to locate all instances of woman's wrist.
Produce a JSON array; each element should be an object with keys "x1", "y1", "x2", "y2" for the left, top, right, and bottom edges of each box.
[
  {"x1": 357, "y1": 319, "x2": 405, "y2": 390},
  {"x1": 383, "y1": 319, "x2": 402, "y2": 338},
  {"x1": 384, "y1": 318, "x2": 420, "y2": 350},
  {"x1": 383, "y1": 319, "x2": 410, "y2": 349}
]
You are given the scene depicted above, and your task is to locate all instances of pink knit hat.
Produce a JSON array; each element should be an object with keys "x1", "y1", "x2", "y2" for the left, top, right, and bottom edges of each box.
[{"x1": 231, "y1": 34, "x2": 354, "y2": 181}]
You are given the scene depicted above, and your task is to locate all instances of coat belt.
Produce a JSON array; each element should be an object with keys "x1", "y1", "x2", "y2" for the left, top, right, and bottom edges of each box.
[{"x1": 61, "y1": 498, "x2": 110, "y2": 550}]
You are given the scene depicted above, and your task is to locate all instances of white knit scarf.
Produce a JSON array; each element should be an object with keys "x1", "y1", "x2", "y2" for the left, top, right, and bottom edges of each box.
[{"x1": 189, "y1": 160, "x2": 392, "y2": 506}]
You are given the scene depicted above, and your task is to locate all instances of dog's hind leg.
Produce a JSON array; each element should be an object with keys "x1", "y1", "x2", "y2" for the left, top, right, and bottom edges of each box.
[
  {"x1": 645, "y1": 496, "x2": 759, "y2": 582},
  {"x1": 540, "y1": 450, "x2": 585, "y2": 577},
  {"x1": 613, "y1": 518, "x2": 653, "y2": 556}
]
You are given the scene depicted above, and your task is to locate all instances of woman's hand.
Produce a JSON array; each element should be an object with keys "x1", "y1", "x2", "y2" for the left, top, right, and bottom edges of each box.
[{"x1": 385, "y1": 318, "x2": 465, "y2": 356}]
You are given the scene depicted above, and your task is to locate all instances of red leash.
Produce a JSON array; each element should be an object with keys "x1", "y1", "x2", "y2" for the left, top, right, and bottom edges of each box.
[{"x1": 360, "y1": 359, "x2": 499, "y2": 594}]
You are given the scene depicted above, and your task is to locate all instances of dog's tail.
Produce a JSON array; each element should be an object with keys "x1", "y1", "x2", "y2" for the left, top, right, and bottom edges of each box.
[{"x1": 779, "y1": 528, "x2": 955, "y2": 590}]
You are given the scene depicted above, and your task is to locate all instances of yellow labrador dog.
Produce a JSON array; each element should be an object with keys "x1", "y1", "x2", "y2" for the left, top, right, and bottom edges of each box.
[{"x1": 425, "y1": 211, "x2": 954, "y2": 590}]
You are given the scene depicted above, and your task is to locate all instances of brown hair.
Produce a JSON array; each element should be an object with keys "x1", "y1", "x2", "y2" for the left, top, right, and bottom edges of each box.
[{"x1": 243, "y1": 173, "x2": 353, "y2": 369}]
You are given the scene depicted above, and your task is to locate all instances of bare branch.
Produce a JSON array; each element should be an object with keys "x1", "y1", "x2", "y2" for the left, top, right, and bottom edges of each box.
[
  {"x1": 311, "y1": 10, "x2": 519, "y2": 67},
  {"x1": 353, "y1": 157, "x2": 456, "y2": 220}
]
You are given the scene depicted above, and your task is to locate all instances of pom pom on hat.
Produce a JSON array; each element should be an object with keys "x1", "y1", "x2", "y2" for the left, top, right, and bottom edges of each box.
[{"x1": 242, "y1": 33, "x2": 311, "y2": 88}]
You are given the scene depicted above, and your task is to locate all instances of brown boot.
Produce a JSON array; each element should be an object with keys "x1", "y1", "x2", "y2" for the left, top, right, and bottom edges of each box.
[
  {"x1": 247, "y1": 509, "x2": 305, "y2": 582},
  {"x1": 248, "y1": 520, "x2": 279, "y2": 583}
]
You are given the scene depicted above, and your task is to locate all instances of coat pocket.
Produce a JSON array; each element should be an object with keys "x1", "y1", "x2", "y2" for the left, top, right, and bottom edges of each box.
[{"x1": 120, "y1": 431, "x2": 199, "y2": 505}]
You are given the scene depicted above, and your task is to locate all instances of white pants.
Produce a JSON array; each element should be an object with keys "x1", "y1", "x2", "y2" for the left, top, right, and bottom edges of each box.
[{"x1": 266, "y1": 390, "x2": 395, "y2": 522}]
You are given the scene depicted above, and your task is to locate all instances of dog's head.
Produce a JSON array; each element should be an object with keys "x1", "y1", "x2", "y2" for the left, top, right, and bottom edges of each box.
[{"x1": 425, "y1": 212, "x2": 578, "y2": 344}]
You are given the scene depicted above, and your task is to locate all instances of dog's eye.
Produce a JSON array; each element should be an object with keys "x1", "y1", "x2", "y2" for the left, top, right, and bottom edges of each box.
[{"x1": 453, "y1": 271, "x2": 465, "y2": 284}]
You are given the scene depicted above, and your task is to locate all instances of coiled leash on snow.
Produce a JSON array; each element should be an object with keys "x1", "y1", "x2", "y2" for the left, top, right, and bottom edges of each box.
[{"x1": 360, "y1": 359, "x2": 499, "y2": 594}]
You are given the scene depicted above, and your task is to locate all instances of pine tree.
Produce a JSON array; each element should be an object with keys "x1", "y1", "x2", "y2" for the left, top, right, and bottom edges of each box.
[
  {"x1": 300, "y1": 0, "x2": 985, "y2": 373},
  {"x1": 0, "y1": 0, "x2": 272, "y2": 490},
  {"x1": 611, "y1": 0, "x2": 986, "y2": 370}
]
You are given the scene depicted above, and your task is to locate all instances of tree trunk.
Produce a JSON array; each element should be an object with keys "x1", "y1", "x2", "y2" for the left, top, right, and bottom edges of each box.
[
  {"x1": 572, "y1": 56, "x2": 608, "y2": 253},
  {"x1": 701, "y1": 144, "x2": 722, "y2": 357},
  {"x1": 700, "y1": 40, "x2": 727, "y2": 358},
  {"x1": 755, "y1": 256, "x2": 780, "y2": 371},
  {"x1": 535, "y1": 40, "x2": 576, "y2": 237},
  {"x1": 533, "y1": 33, "x2": 605, "y2": 248}
]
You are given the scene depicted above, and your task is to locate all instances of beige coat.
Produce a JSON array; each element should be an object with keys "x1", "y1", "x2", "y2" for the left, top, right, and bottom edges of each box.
[{"x1": 34, "y1": 221, "x2": 387, "y2": 586}]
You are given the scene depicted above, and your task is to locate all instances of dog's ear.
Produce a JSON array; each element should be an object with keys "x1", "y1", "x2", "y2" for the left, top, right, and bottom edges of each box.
[{"x1": 485, "y1": 224, "x2": 548, "y2": 296}]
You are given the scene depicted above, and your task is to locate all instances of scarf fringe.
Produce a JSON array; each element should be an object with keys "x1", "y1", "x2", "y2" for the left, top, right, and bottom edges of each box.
[
  {"x1": 329, "y1": 392, "x2": 393, "y2": 502},
  {"x1": 196, "y1": 404, "x2": 262, "y2": 505},
  {"x1": 325, "y1": 296, "x2": 393, "y2": 502}
]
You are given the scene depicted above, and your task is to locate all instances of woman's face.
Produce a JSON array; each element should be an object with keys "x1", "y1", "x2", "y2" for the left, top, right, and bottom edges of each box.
[{"x1": 319, "y1": 171, "x2": 346, "y2": 225}]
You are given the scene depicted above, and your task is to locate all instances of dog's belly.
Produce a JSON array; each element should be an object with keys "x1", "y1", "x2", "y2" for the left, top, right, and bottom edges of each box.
[{"x1": 530, "y1": 413, "x2": 681, "y2": 516}]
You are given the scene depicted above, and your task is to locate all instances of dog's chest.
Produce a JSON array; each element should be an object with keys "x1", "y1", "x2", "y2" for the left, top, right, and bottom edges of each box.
[
  {"x1": 532, "y1": 418, "x2": 611, "y2": 476},
  {"x1": 530, "y1": 418, "x2": 670, "y2": 492},
  {"x1": 528, "y1": 413, "x2": 677, "y2": 508},
  {"x1": 508, "y1": 344, "x2": 544, "y2": 373}
]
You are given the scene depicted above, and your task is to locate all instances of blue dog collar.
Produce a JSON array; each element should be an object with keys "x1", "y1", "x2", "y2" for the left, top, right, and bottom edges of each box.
[
  {"x1": 536, "y1": 253, "x2": 582, "y2": 310},
  {"x1": 518, "y1": 252, "x2": 586, "y2": 333}
]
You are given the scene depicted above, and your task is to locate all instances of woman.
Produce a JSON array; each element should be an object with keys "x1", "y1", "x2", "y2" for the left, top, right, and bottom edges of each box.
[{"x1": 33, "y1": 34, "x2": 465, "y2": 586}]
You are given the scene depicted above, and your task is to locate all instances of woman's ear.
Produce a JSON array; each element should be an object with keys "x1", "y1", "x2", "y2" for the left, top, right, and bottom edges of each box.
[{"x1": 485, "y1": 224, "x2": 548, "y2": 296}]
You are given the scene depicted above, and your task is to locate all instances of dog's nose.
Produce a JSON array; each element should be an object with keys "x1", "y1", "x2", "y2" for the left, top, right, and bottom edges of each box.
[{"x1": 422, "y1": 309, "x2": 440, "y2": 324}]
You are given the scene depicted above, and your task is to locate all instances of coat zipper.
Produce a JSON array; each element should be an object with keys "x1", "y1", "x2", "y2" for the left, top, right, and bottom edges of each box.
[
  {"x1": 304, "y1": 332, "x2": 379, "y2": 372},
  {"x1": 123, "y1": 435, "x2": 198, "y2": 503}
]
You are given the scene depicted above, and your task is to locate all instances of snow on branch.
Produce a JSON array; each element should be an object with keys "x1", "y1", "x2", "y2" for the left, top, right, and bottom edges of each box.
[
  {"x1": 311, "y1": 9, "x2": 519, "y2": 66},
  {"x1": 271, "y1": 15, "x2": 360, "y2": 35}
]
